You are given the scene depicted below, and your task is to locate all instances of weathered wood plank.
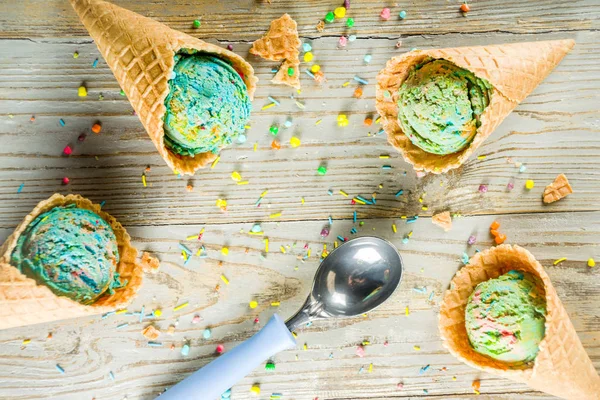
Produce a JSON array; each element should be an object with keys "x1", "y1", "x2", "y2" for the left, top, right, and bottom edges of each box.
[
  {"x1": 0, "y1": 0, "x2": 599, "y2": 40},
  {"x1": 0, "y1": 212, "x2": 598, "y2": 399},
  {"x1": 1, "y1": 32, "x2": 598, "y2": 229}
]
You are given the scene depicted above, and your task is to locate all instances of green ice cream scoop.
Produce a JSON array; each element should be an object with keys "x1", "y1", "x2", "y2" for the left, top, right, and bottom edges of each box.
[
  {"x1": 11, "y1": 204, "x2": 122, "y2": 305},
  {"x1": 397, "y1": 59, "x2": 492, "y2": 155},
  {"x1": 465, "y1": 270, "x2": 547, "y2": 364},
  {"x1": 163, "y1": 53, "x2": 252, "y2": 157}
]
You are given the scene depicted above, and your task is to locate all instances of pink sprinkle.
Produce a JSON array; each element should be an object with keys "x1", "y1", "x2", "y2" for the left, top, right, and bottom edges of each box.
[
  {"x1": 467, "y1": 235, "x2": 477, "y2": 245},
  {"x1": 478, "y1": 184, "x2": 488, "y2": 193},
  {"x1": 192, "y1": 315, "x2": 201, "y2": 324},
  {"x1": 344, "y1": 0, "x2": 350, "y2": 9},
  {"x1": 227, "y1": 44, "x2": 233, "y2": 51},
  {"x1": 63, "y1": 145, "x2": 72, "y2": 156},
  {"x1": 415, "y1": 171, "x2": 427, "y2": 178},
  {"x1": 383, "y1": 340, "x2": 389, "y2": 347},
  {"x1": 507, "y1": 182, "x2": 514, "y2": 190},
  {"x1": 303, "y1": 243, "x2": 309, "y2": 250},
  {"x1": 254, "y1": 317, "x2": 259, "y2": 324},
  {"x1": 397, "y1": 382, "x2": 404, "y2": 389},
  {"x1": 380, "y1": 8, "x2": 391, "y2": 20},
  {"x1": 78, "y1": 133, "x2": 86, "y2": 142},
  {"x1": 62, "y1": 177, "x2": 70, "y2": 185},
  {"x1": 216, "y1": 344, "x2": 224, "y2": 354},
  {"x1": 355, "y1": 345, "x2": 365, "y2": 357},
  {"x1": 338, "y1": 36, "x2": 348, "y2": 47}
]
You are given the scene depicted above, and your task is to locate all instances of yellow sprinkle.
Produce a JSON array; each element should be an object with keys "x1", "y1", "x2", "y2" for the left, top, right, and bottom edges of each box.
[
  {"x1": 116, "y1": 309, "x2": 128, "y2": 314},
  {"x1": 196, "y1": 248, "x2": 203, "y2": 256},
  {"x1": 237, "y1": 180, "x2": 249, "y2": 185},
  {"x1": 310, "y1": 64, "x2": 321, "y2": 73},
  {"x1": 262, "y1": 102, "x2": 276, "y2": 110},
  {"x1": 422, "y1": 206, "x2": 428, "y2": 211},
  {"x1": 405, "y1": 306, "x2": 410, "y2": 316},
  {"x1": 303, "y1": 51, "x2": 314, "y2": 62},
  {"x1": 221, "y1": 247, "x2": 229, "y2": 256},
  {"x1": 220, "y1": 274, "x2": 230, "y2": 285},
  {"x1": 474, "y1": 389, "x2": 480, "y2": 395},
  {"x1": 334, "y1": 241, "x2": 338, "y2": 248},
  {"x1": 553, "y1": 257, "x2": 567, "y2": 265},
  {"x1": 323, "y1": 244, "x2": 327, "y2": 250},
  {"x1": 182, "y1": 250, "x2": 188, "y2": 261},
  {"x1": 342, "y1": 81, "x2": 350, "y2": 87},
  {"x1": 401, "y1": 216, "x2": 407, "y2": 219},
  {"x1": 301, "y1": 197, "x2": 305, "y2": 204},
  {"x1": 244, "y1": 125, "x2": 251, "y2": 129},
  {"x1": 477, "y1": 155, "x2": 486, "y2": 160},
  {"x1": 303, "y1": 343, "x2": 307, "y2": 350},
  {"x1": 375, "y1": 116, "x2": 381, "y2": 124},
  {"x1": 339, "y1": 190, "x2": 348, "y2": 197},
  {"x1": 142, "y1": 174, "x2": 147, "y2": 187},
  {"x1": 22, "y1": 339, "x2": 31, "y2": 345},
  {"x1": 173, "y1": 302, "x2": 188, "y2": 311},
  {"x1": 307, "y1": 249, "x2": 311, "y2": 257},
  {"x1": 408, "y1": 231, "x2": 413, "y2": 237},
  {"x1": 588, "y1": 258, "x2": 596, "y2": 267},
  {"x1": 315, "y1": 119, "x2": 322, "y2": 125},
  {"x1": 231, "y1": 171, "x2": 242, "y2": 181},
  {"x1": 280, "y1": 245, "x2": 286, "y2": 254},
  {"x1": 392, "y1": 224, "x2": 397, "y2": 233},
  {"x1": 249, "y1": 300, "x2": 258, "y2": 309},
  {"x1": 353, "y1": 198, "x2": 366, "y2": 205},
  {"x1": 362, "y1": 340, "x2": 370, "y2": 346},
  {"x1": 78, "y1": 86, "x2": 87, "y2": 97},
  {"x1": 154, "y1": 309, "x2": 163, "y2": 317},
  {"x1": 186, "y1": 234, "x2": 199, "y2": 240},
  {"x1": 210, "y1": 156, "x2": 220, "y2": 169},
  {"x1": 253, "y1": 143, "x2": 257, "y2": 151},
  {"x1": 270, "y1": 212, "x2": 281, "y2": 218},
  {"x1": 173, "y1": 169, "x2": 179, "y2": 175},
  {"x1": 419, "y1": 198, "x2": 423, "y2": 203},
  {"x1": 264, "y1": 238, "x2": 269, "y2": 253},
  {"x1": 525, "y1": 179, "x2": 535, "y2": 190},
  {"x1": 261, "y1": 190, "x2": 268, "y2": 197},
  {"x1": 271, "y1": 301, "x2": 280, "y2": 307},
  {"x1": 379, "y1": 155, "x2": 390, "y2": 159},
  {"x1": 414, "y1": 345, "x2": 421, "y2": 351},
  {"x1": 368, "y1": 363, "x2": 373, "y2": 373},
  {"x1": 248, "y1": 231, "x2": 263, "y2": 235},
  {"x1": 452, "y1": 376, "x2": 457, "y2": 381},
  {"x1": 250, "y1": 385, "x2": 260, "y2": 395}
]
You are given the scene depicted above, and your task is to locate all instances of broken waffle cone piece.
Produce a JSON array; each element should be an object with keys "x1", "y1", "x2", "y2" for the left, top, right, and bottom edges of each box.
[
  {"x1": 439, "y1": 244, "x2": 600, "y2": 399},
  {"x1": 543, "y1": 173, "x2": 573, "y2": 204},
  {"x1": 272, "y1": 59, "x2": 301, "y2": 89},
  {"x1": 250, "y1": 14, "x2": 301, "y2": 62},
  {"x1": 0, "y1": 194, "x2": 145, "y2": 330},
  {"x1": 432, "y1": 211, "x2": 452, "y2": 231},
  {"x1": 69, "y1": 0, "x2": 257, "y2": 175},
  {"x1": 376, "y1": 40, "x2": 575, "y2": 174}
]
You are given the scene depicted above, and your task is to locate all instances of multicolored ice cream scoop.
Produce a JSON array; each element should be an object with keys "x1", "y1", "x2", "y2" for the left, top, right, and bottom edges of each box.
[
  {"x1": 163, "y1": 52, "x2": 252, "y2": 156},
  {"x1": 11, "y1": 204, "x2": 122, "y2": 305},
  {"x1": 465, "y1": 270, "x2": 547, "y2": 364},
  {"x1": 397, "y1": 59, "x2": 492, "y2": 155}
]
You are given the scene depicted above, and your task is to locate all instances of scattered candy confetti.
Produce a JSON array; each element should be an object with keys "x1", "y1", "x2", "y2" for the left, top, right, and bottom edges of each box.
[
  {"x1": 525, "y1": 180, "x2": 535, "y2": 189},
  {"x1": 380, "y1": 7, "x2": 391, "y2": 20},
  {"x1": 588, "y1": 258, "x2": 596, "y2": 267}
]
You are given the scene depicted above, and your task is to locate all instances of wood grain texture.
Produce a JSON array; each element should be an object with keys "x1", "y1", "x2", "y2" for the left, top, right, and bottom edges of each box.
[
  {"x1": 0, "y1": 0, "x2": 599, "y2": 398},
  {"x1": 0, "y1": 213, "x2": 599, "y2": 400}
]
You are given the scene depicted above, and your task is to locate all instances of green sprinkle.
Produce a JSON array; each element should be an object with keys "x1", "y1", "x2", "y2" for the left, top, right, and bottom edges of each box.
[
  {"x1": 317, "y1": 166, "x2": 327, "y2": 175},
  {"x1": 193, "y1": 19, "x2": 201, "y2": 28},
  {"x1": 265, "y1": 361, "x2": 275, "y2": 371},
  {"x1": 346, "y1": 18, "x2": 355, "y2": 28},
  {"x1": 325, "y1": 12, "x2": 335, "y2": 23},
  {"x1": 270, "y1": 125, "x2": 279, "y2": 136},
  {"x1": 287, "y1": 67, "x2": 295, "y2": 76}
]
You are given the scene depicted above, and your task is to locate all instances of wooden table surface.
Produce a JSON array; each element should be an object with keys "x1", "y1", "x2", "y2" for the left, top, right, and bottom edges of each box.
[{"x1": 1, "y1": 1, "x2": 599, "y2": 399}]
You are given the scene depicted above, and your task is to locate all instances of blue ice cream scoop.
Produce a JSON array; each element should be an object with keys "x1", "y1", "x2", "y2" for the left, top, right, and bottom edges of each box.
[
  {"x1": 11, "y1": 204, "x2": 122, "y2": 305},
  {"x1": 163, "y1": 52, "x2": 252, "y2": 156}
]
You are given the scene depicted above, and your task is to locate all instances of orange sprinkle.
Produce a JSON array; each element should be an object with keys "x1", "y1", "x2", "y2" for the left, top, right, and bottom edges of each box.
[
  {"x1": 271, "y1": 140, "x2": 281, "y2": 150},
  {"x1": 353, "y1": 87, "x2": 363, "y2": 98},
  {"x1": 364, "y1": 117, "x2": 373, "y2": 126},
  {"x1": 91, "y1": 123, "x2": 102, "y2": 134},
  {"x1": 495, "y1": 234, "x2": 506, "y2": 245},
  {"x1": 472, "y1": 379, "x2": 480, "y2": 391},
  {"x1": 185, "y1": 184, "x2": 193, "y2": 192},
  {"x1": 460, "y1": 3, "x2": 470, "y2": 12},
  {"x1": 490, "y1": 229, "x2": 499, "y2": 237},
  {"x1": 490, "y1": 221, "x2": 500, "y2": 230}
]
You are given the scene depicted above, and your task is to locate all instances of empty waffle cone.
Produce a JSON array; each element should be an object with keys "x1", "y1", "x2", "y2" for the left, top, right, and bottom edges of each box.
[
  {"x1": 439, "y1": 244, "x2": 600, "y2": 399},
  {"x1": 376, "y1": 40, "x2": 575, "y2": 174},
  {"x1": 69, "y1": 0, "x2": 257, "y2": 175},
  {"x1": 0, "y1": 194, "x2": 144, "y2": 330},
  {"x1": 250, "y1": 13, "x2": 301, "y2": 62}
]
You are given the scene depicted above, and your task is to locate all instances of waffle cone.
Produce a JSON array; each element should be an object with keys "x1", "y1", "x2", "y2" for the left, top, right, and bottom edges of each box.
[
  {"x1": 0, "y1": 194, "x2": 144, "y2": 330},
  {"x1": 272, "y1": 59, "x2": 301, "y2": 89},
  {"x1": 439, "y1": 244, "x2": 600, "y2": 399},
  {"x1": 250, "y1": 14, "x2": 301, "y2": 62},
  {"x1": 376, "y1": 40, "x2": 575, "y2": 174},
  {"x1": 69, "y1": 0, "x2": 257, "y2": 175}
]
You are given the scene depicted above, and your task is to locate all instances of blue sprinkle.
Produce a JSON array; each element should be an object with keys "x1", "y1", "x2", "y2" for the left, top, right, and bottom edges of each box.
[
  {"x1": 268, "y1": 96, "x2": 280, "y2": 106},
  {"x1": 139, "y1": 305, "x2": 144, "y2": 323},
  {"x1": 17, "y1": 183, "x2": 24, "y2": 194},
  {"x1": 428, "y1": 291, "x2": 435, "y2": 301},
  {"x1": 377, "y1": 129, "x2": 385, "y2": 135},
  {"x1": 519, "y1": 165, "x2": 526, "y2": 173},
  {"x1": 399, "y1": 10, "x2": 407, "y2": 19},
  {"x1": 382, "y1": 165, "x2": 392, "y2": 170},
  {"x1": 395, "y1": 189, "x2": 404, "y2": 197},
  {"x1": 353, "y1": 211, "x2": 357, "y2": 223},
  {"x1": 59, "y1": 119, "x2": 65, "y2": 127},
  {"x1": 337, "y1": 235, "x2": 345, "y2": 242},
  {"x1": 148, "y1": 341, "x2": 163, "y2": 347},
  {"x1": 181, "y1": 343, "x2": 190, "y2": 355},
  {"x1": 328, "y1": 216, "x2": 333, "y2": 225},
  {"x1": 101, "y1": 311, "x2": 115, "y2": 319},
  {"x1": 363, "y1": 54, "x2": 372, "y2": 64},
  {"x1": 302, "y1": 43, "x2": 312, "y2": 52},
  {"x1": 203, "y1": 329, "x2": 212, "y2": 339},
  {"x1": 271, "y1": 68, "x2": 278, "y2": 73},
  {"x1": 221, "y1": 388, "x2": 232, "y2": 399},
  {"x1": 109, "y1": 371, "x2": 115, "y2": 380},
  {"x1": 306, "y1": 321, "x2": 312, "y2": 327},
  {"x1": 348, "y1": 35, "x2": 357, "y2": 42},
  {"x1": 284, "y1": 119, "x2": 293, "y2": 128},
  {"x1": 419, "y1": 364, "x2": 430, "y2": 374},
  {"x1": 92, "y1": 58, "x2": 99, "y2": 68},
  {"x1": 413, "y1": 286, "x2": 427, "y2": 294},
  {"x1": 99, "y1": 200, "x2": 106, "y2": 208},
  {"x1": 178, "y1": 243, "x2": 193, "y2": 255},
  {"x1": 354, "y1": 76, "x2": 368, "y2": 85},
  {"x1": 237, "y1": 134, "x2": 247, "y2": 143},
  {"x1": 462, "y1": 252, "x2": 470, "y2": 265},
  {"x1": 327, "y1": 190, "x2": 333, "y2": 196},
  {"x1": 305, "y1": 69, "x2": 315, "y2": 79},
  {"x1": 56, "y1": 364, "x2": 65, "y2": 374},
  {"x1": 402, "y1": 237, "x2": 409, "y2": 244},
  {"x1": 251, "y1": 224, "x2": 262, "y2": 233},
  {"x1": 406, "y1": 218, "x2": 418, "y2": 224},
  {"x1": 116, "y1": 323, "x2": 129, "y2": 329}
]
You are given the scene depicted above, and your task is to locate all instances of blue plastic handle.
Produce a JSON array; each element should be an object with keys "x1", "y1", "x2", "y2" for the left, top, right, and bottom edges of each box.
[{"x1": 157, "y1": 314, "x2": 296, "y2": 400}]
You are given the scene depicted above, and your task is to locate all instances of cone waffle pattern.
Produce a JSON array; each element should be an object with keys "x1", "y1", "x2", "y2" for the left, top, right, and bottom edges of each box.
[
  {"x1": 0, "y1": 194, "x2": 144, "y2": 330},
  {"x1": 376, "y1": 40, "x2": 574, "y2": 174},
  {"x1": 69, "y1": 0, "x2": 257, "y2": 175},
  {"x1": 543, "y1": 173, "x2": 573, "y2": 203},
  {"x1": 439, "y1": 244, "x2": 600, "y2": 399}
]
